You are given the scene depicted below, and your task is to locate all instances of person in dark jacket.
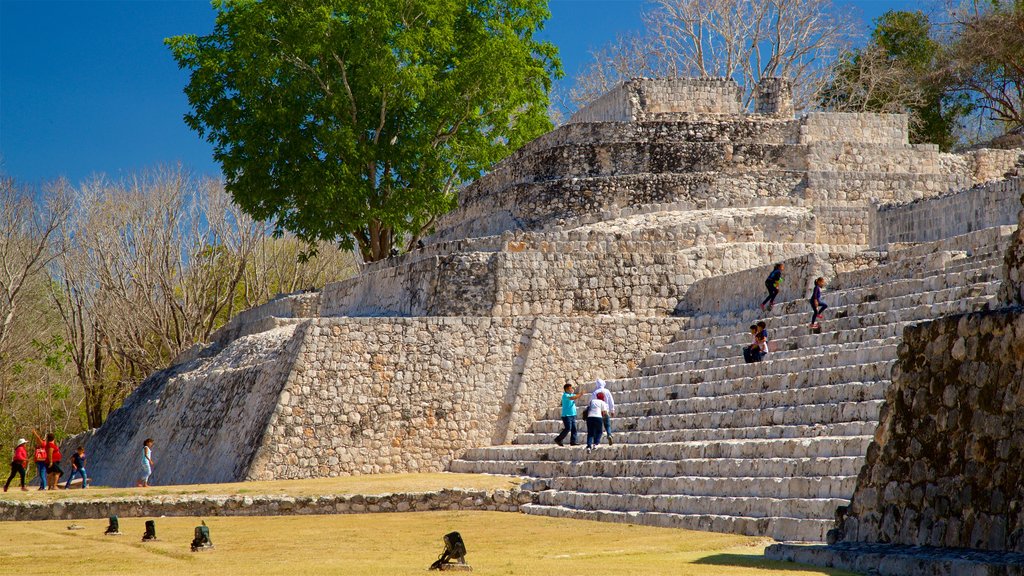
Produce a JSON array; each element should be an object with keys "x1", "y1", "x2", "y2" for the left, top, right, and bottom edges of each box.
[{"x1": 760, "y1": 263, "x2": 784, "y2": 312}]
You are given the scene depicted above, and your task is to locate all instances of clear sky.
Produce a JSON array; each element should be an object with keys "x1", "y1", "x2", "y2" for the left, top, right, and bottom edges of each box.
[{"x1": 1, "y1": 0, "x2": 920, "y2": 185}]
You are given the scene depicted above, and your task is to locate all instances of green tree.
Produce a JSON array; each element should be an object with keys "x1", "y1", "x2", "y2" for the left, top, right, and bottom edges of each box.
[
  {"x1": 821, "y1": 11, "x2": 968, "y2": 150},
  {"x1": 168, "y1": 0, "x2": 561, "y2": 262}
]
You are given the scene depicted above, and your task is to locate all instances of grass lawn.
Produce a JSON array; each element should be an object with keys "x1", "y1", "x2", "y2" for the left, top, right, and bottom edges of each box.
[
  {"x1": 0, "y1": 511, "x2": 855, "y2": 576},
  {"x1": 0, "y1": 472, "x2": 522, "y2": 501}
]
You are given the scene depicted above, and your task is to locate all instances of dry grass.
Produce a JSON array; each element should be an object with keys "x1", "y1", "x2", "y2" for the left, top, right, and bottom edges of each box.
[
  {"x1": 0, "y1": 472, "x2": 522, "y2": 501},
  {"x1": 0, "y1": 511, "x2": 855, "y2": 576}
]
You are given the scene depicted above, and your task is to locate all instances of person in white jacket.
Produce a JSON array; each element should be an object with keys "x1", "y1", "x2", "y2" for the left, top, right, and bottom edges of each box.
[
  {"x1": 585, "y1": 392, "x2": 610, "y2": 451},
  {"x1": 594, "y1": 379, "x2": 615, "y2": 445}
]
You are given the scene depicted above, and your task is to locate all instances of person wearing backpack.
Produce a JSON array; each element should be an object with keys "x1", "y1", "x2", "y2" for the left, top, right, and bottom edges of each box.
[
  {"x1": 3, "y1": 438, "x2": 29, "y2": 492},
  {"x1": 32, "y1": 430, "x2": 62, "y2": 490},
  {"x1": 31, "y1": 432, "x2": 49, "y2": 490},
  {"x1": 760, "y1": 263, "x2": 784, "y2": 312}
]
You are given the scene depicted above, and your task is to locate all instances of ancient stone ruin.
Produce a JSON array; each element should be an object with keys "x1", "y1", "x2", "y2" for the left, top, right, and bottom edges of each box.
[{"x1": 70, "y1": 78, "x2": 1024, "y2": 568}]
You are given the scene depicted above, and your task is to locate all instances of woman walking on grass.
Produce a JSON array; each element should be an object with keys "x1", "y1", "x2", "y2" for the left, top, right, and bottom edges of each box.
[{"x1": 3, "y1": 438, "x2": 29, "y2": 492}]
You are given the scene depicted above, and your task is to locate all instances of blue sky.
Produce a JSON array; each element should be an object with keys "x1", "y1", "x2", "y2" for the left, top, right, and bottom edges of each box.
[{"x1": 1, "y1": 0, "x2": 919, "y2": 185}]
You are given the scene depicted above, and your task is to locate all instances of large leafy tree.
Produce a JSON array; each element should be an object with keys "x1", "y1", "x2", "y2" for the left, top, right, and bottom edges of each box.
[{"x1": 168, "y1": 0, "x2": 561, "y2": 262}]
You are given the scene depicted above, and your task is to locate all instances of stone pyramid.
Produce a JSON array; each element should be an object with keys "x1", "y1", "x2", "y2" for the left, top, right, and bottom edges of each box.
[{"x1": 70, "y1": 79, "x2": 1023, "y2": 543}]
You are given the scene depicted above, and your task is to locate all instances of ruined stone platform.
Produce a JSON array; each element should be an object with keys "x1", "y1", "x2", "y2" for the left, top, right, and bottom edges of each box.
[
  {"x1": 64, "y1": 77, "x2": 1024, "y2": 550},
  {"x1": 766, "y1": 542, "x2": 1024, "y2": 576}
]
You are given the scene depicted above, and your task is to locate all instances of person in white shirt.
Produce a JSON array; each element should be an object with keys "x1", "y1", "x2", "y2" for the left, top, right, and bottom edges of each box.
[
  {"x1": 594, "y1": 379, "x2": 616, "y2": 445},
  {"x1": 585, "y1": 392, "x2": 610, "y2": 451}
]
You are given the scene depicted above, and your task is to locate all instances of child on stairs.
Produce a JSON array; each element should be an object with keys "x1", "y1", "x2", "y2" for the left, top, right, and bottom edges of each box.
[{"x1": 809, "y1": 277, "x2": 828, "y2": 329}]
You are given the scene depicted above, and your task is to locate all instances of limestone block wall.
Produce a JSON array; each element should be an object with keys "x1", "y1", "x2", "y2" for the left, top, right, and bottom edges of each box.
[
  {"x1": 78, "y1": 325, "x2": 304, "y2": 487},
  {"x1": 319, "y1": 252, "x2": 498, "y2": 317},
  {"x1": 1000, "y1": 192, "x2": 1024, "y2": 306},
  {"x1": 800, "y1": 113, "x2": 909, "y2": 145},
  {"x1": 871, "y1": 177, "x2": 1023, "y2": 246},
  {"x1": 430, "y1": 172, "x2": 808, "y2": 243},
  {"x1": 246, "y1": 315, "x2": 685, "y2": 479},
  {"x1": 754, "y1": 77, "x2": 794, "y2": 117},
  {"x1": 971, "y1": 148, "x2": 1024, "y2": 183},
  {"x1": 209, "y1": 291, "x2": 320, "y2": 347},
  {"x1": 834, "y1": 309, "x2": 1024, "y2": 552},
  {"x1": 568, "y1": 78, "x2": 742, "y2": 124}
]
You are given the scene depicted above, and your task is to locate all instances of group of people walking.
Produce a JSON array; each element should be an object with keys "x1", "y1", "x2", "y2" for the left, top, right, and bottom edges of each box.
[
  {"x1": 554, "y1": 379, "x2": 615, "y2": 451},
  {"x1": 751, "y1": 263, "x2": 830, "y2": 359},
  {"x1": 760, "y1": 263, "x2": 830, "y2": 325},
  {"x1": 3, "y1": 431, "x2": 84, "y2": 492},
  {"x1": 3, "y1": 435, "x2": 155, "y2": 491}
]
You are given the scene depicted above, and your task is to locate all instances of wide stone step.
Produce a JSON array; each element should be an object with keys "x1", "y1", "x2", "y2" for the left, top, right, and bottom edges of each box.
[
  {"x1": 530, "y1": 399, "x2": 884, "y2": 435},
  {"x1": 643, "y1": 337, "x2": 901, "y2": 377},
  {"x1": 610, "y1": 365, "x2": 892, "y2": 409},
  {"x1": 520, "y1": 503, "x2": 835, "y2": 541},
  {"x1": 653, "y1": 281, "x2": 999, "y2": 365},
  {"x1": 664, "y1": 259, "x2": 1003, "y2": 346},
  {"x1": 659, "y1": 298, "x2": 991, "y2": 364},
  {"x1": 548, "y1": 474, "x2": 858, "y2": 499},
  {"x1": 450, "y1": 455, "x2": 866, "y2": 479},
  {"x1": 462, "y1": 436, "x2": 873, "y2": 462},
  {"x1": 513, "y1": 420, "x2": 877, "y2": 445},
  {"x1": 534, "y1": 489, "x2": 847, "y2": 522},
  {"x1": 646, "y1": 334, "x2": 901, "y2": 374},
  {"x1": 606, "y1": 344, "x2": 897, "y2": 393},
  {"x1": 543, "y1": 380, "x2": 886, "y2": 424},
  {"x1": 662, "y1": 286, "x2": 998, "y2": 355}
]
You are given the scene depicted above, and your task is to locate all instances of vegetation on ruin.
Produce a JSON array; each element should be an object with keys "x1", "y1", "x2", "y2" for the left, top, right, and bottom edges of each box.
[
  {"x1": 167, "y1": 0, "x2": 562, "y2": 263},
  {"x1": 0, "y1": 511, "x2": 857, "y2": 576}
]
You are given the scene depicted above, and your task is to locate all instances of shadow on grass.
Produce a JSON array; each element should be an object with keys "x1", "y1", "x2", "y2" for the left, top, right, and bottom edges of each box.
[{"x1": 693, "y1": 554, "x2": 857, "y2": 576}]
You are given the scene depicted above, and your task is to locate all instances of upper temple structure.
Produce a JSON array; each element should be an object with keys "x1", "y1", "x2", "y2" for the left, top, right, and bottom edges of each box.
[{"x1": 68, "y1": 78, "x2": 1024, "y2": 565}]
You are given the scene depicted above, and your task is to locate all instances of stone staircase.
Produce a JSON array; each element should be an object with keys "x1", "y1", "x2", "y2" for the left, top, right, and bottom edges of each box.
[{"x1": 450, "y1": 227, "x2": 1012, "y2": 542}]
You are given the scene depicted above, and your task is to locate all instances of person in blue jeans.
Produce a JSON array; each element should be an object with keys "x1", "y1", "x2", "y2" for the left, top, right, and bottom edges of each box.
[
  {"x1": 64, "y1": 446, "x2": 87, "y2": 489},
  {"x1": 809, "y1": 277, "x2": 828, "y2": 328},
  {"x1": 554, "y1": 384, "x2": 583, "y2": 446},
  {"x1": 585, "y1": 392, "x2": 610, "y2": 452}
]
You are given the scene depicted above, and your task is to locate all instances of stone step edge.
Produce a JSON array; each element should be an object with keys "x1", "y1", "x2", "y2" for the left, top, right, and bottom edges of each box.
[{"x1": 521, "y1": 503, "x2": 834, "y2": 540}]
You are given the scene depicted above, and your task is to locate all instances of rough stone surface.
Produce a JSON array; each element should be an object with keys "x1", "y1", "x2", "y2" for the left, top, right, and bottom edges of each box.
[{"x1": 830, "y1": 308, "x2": 1024, "y2": 553}]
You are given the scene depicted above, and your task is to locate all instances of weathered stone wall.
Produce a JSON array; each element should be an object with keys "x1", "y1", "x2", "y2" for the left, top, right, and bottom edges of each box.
[
  {"x1": 70, "y1": 314, "x2": 683, "y2": 486},
  {"x1": 1000, "y1": 193, "x2": 1024, "y2": 306},
  {"x1": 568, "y1": 78, "x2": 743, "y2": 124},
  {"x1": 674, "y1": 250, "x2": 863, "y2": 317},
  {"x1": 800, "y1": 113, "x2": 909, "y2": 145},
  {"x1": 246, "y1": 315, "x2": 685, "y2": 479},
  {"x1": 431, "y1": 172, "x2": 809, "y2": 243},
  {"x1": 209, "y1": 292, "x2": 320, "y2": 346},
  {"x1": 0, "y1": 489, "x2": 534, "y2": 521},
  {"x1": 754, "y1": 77, "x2": 794, "y2": 117},
  {"x1": 833, "y1": 308, "x2": 1024, "y2": 552},
  {"x1": 79, "y1": 326, "x2": 304, "y2": 487},
  {"x1": 872, "y1": 177, "x2": 1023, "y2": 247},
  {"x1": 321, "y1": 205, "x2": 820, "y2": 318}
]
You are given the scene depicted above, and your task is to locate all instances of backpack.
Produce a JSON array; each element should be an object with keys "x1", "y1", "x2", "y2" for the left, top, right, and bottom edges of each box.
[{"x1": 34, "y1": 447, "x2": 47, "y2": 462}]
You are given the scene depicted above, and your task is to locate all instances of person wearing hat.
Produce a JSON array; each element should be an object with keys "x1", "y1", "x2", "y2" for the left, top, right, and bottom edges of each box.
[{"x1": 4, "y1": 438, "x2": 29, "y2": 492}]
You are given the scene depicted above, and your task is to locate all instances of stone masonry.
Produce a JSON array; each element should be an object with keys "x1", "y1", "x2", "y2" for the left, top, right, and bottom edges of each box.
[{"x1": 65, "y1": 78, "x2": 1024, "y2": 550}]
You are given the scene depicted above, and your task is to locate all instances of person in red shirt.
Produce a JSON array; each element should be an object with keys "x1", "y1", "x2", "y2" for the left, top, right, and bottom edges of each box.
[
  {"x1": 31, "y1": 430, "x2": 63, "y2": 490},
  {"x1": 3, "y1": 438, "x2": 29, "y2": 492}
]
